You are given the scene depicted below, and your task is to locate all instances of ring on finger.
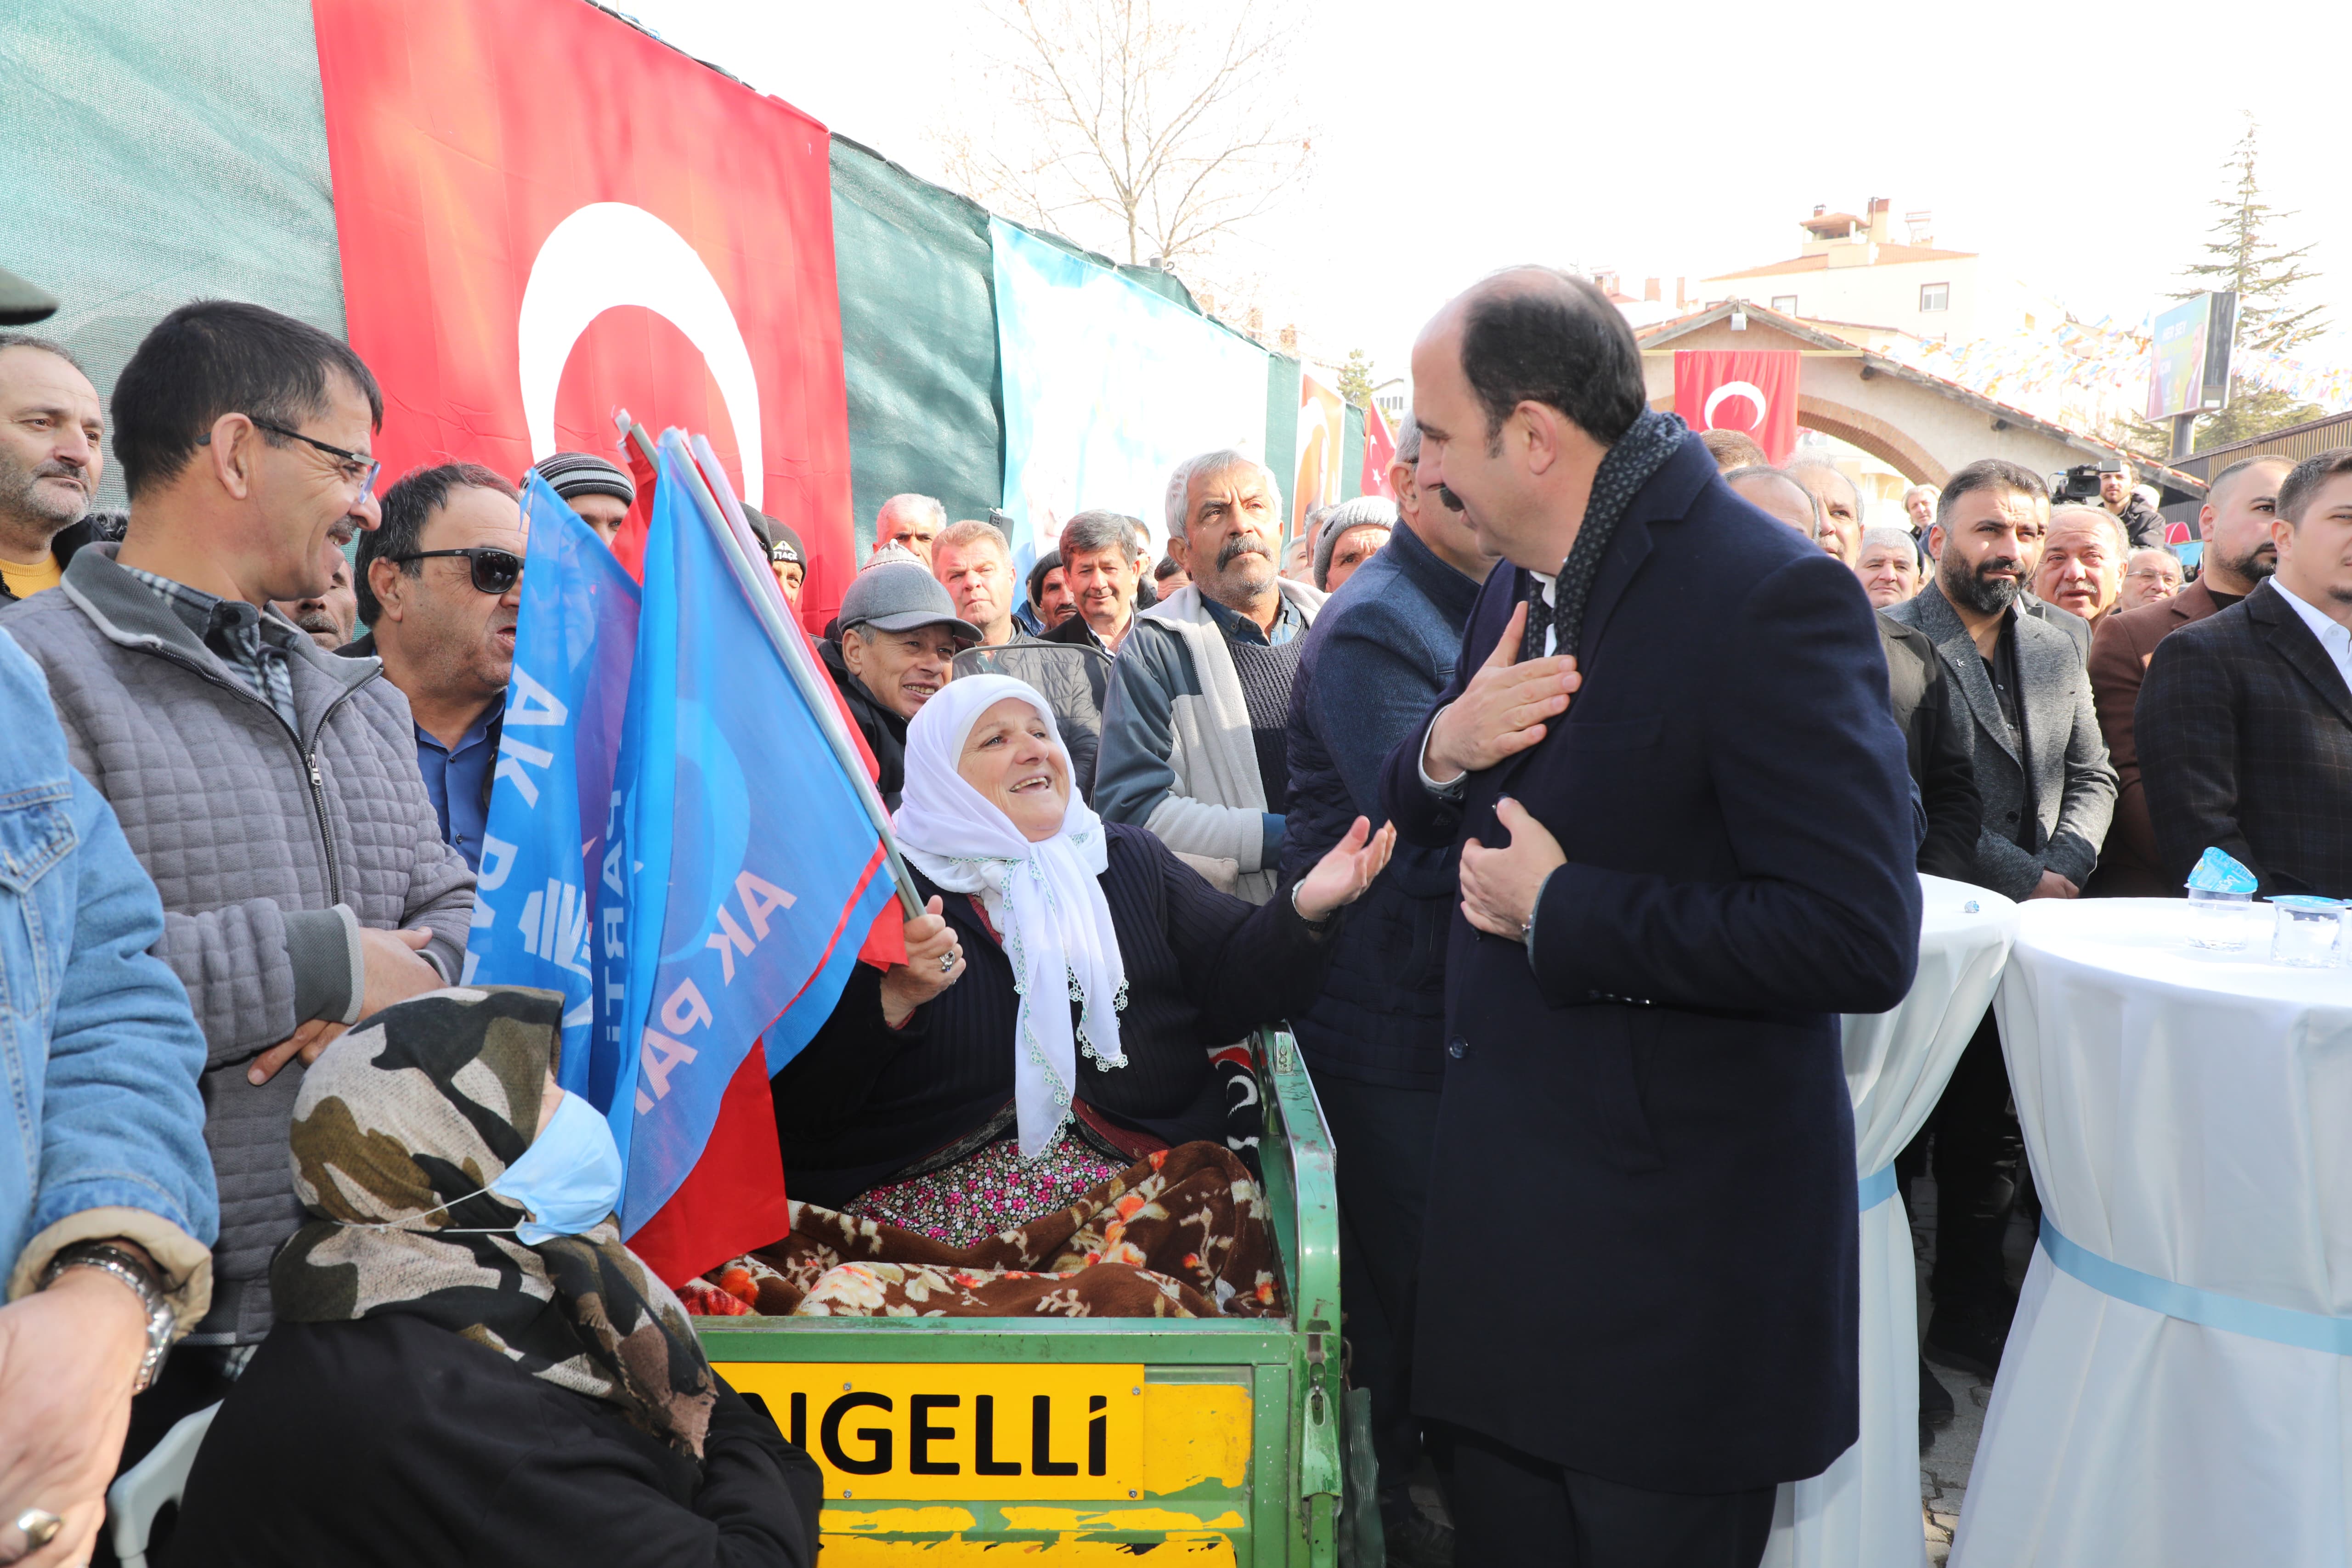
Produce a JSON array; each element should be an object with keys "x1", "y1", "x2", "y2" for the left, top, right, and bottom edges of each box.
[
  {"x1": 14, "y1": 1509, "x2": 62, "y2": 1549},
  {"x1": 938, "y1": 949, "x2": 957, "y2": 975}
]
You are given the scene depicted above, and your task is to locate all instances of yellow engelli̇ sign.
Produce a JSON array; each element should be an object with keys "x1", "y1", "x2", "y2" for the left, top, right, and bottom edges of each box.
[{"x1": 715, "y1": 1363, "x2": 1149, "y2": 1500}]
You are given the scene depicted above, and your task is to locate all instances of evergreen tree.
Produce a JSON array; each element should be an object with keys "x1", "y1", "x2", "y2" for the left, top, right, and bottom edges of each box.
[
  {"x1": 2176, "y1": 119, "x2": 2327, "y2": 448},
  {"x1": 1335, "y1": 347, "x2": 1376, "y2": 409}
]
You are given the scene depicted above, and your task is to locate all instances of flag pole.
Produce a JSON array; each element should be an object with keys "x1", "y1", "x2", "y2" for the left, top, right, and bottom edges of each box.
[{"x1": 617, "y1": 414, "x2": 924, "y2": 920}]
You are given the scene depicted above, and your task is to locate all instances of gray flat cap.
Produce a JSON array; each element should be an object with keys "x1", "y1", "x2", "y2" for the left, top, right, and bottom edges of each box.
[{"x1": 839, "y1": 559, "x2": 981, "y2": 641}]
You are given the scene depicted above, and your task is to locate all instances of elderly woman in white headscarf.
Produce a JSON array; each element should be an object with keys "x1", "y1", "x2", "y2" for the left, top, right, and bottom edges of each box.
[{"x1": 772, "y1": 674, "x2": 1391, "y2": 1245}]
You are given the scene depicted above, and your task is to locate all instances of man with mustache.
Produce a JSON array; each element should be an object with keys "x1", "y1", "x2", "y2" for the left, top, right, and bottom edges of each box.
[
  {"x1": 0, "y1": 334, "x2": 106, "y2": 602},
  {"x1": 1786, "y1": 457, "x2": 1865, "y2": 565},
  {"x1": 349, "y1": 464, "x2": 527, "y2": 873},
  {"x1": 2030, "y1": 505, "x2": 2130, "y2": 627},
  {"x1": 1094, "y1": 450, "x2": 1325, "y2": 903},
  {"x1": 1888, "y1": 459, "x2": 2115, "y2": 1381}
]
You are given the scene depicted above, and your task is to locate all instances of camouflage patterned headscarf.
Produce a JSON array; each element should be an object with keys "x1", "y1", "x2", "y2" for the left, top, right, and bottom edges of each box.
[{"x1": 272, "y1": 986, "x2": 717, "y2": 1457}]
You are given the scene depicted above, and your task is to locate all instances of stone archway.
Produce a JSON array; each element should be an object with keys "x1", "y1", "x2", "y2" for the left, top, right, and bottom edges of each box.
[
  {"x1": 1649, "y1": 387, "x2": 1945, "y2": 485},
  {"x1": 1793, "y1": 394, "x2": 1944, "y2": 487}
]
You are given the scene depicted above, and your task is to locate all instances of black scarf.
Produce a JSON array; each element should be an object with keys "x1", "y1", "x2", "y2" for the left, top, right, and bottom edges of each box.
[{"x1": 1521, "y1": 410, "x2": 1688, "y2": 663}]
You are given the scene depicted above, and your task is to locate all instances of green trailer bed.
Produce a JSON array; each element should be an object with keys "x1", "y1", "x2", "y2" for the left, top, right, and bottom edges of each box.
[{"x1": 699, "y1": 1028, "x2": 1343, "y2": 1565}]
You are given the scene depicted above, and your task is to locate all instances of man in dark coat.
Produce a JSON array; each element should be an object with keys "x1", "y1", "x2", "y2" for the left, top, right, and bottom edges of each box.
[
  {"x1": 1888, "y1": 462, "x2": 2115, "y2": 1377},
  {"x1": 1726, "y1": 464, "x2": 1980, "y2": 880},
  {"x1": 2100, "y1": 457, "x2": 2166, "y2": 549},
  {"x1": 1283, "y1": 412, "x2": 1493, "y2": 1562},
  {"x1": 1380, "y1": 270, "x2": 1920, "y2": 1565},
  {"x1": 2085, "y1": 453, "x2": 2290, "y2": 895},
  {"x1": 2138, "y1": 447, "x2": 2352, "y2": 899},
  {"x1": 1881, "y1": 613, "x2": 1984, "y2": 881}
]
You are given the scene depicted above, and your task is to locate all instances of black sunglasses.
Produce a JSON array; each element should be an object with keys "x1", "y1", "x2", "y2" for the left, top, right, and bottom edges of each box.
[{"x1": 388, "y1": 547, "x2": 523, "y2": 595}]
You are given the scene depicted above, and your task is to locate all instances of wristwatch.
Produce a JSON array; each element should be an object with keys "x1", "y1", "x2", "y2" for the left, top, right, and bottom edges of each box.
[{"x1": 41, "y1": 1240, "x2": 175, "y2": 1393}]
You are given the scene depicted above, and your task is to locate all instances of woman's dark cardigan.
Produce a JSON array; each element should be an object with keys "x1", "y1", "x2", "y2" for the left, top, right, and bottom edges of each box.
[
  {"x1": 171, "y1": 1315, "x2": 821, "y2": 1568},
  {"x1": 774, "y1": 822, "x2": 1338, "y2": 1208}
]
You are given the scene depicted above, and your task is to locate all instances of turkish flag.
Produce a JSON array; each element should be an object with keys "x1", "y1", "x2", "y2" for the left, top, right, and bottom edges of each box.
[
  {"x1": 311, "y1": 0, "x2": 855, "y2": 630},
  {"x1": 1362, "y1": 402, "x2": 1399, "y2": 500},
  {"x1": 1674, "y1": 350, "x2": 1800, "y2": 464}
]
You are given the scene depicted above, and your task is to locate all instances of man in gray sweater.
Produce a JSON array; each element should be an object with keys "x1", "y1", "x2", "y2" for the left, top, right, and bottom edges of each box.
[
  {"x1": 0, "y1": 302, "x2": 472, "y2": 1393},
  {"x1": 1094, "y1": 450, "x2": 1324, "y2": 903}
]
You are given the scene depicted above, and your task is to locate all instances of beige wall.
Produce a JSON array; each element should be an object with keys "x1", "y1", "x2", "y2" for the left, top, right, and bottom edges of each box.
[{"x1": 1707, "y1": 255, "x2": 1982, "y2": 339}]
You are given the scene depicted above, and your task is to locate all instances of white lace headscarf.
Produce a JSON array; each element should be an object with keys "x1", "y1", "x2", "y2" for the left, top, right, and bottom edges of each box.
[{"x1": 892, "y1": 674, "x2": 1128, "y2": 1156}]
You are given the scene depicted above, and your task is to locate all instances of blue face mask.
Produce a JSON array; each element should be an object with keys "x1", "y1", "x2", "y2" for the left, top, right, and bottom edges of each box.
[{"x1": 489, "y1": 1089, "x2": 625, "y2": 1245}]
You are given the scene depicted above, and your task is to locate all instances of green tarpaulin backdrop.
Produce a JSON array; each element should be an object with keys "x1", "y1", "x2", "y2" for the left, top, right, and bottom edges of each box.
[{"x1": 1, "y1": 1, "x2": 1362, "y2": 543}]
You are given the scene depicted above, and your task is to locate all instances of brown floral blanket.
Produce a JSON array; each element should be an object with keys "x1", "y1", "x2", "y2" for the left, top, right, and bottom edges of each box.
[{"x1": 682, "y1": 1141, "x2": 1281, "y2": 1320}]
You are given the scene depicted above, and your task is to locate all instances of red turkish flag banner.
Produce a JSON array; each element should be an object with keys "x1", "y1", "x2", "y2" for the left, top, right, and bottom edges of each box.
[
  {"x1": 1673, "y1": 350, "x2": 1800, "y2": 465},
  {"x1": 311, "y1": 0, "x2": 855, "y2": 629},
  {"x1": 1362, "y1": 402, "x2": 1399, "y2": 500}
]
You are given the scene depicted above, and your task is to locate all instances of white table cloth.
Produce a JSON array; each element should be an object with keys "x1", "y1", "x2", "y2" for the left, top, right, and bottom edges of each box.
[
  {"x1": 1766, "y1": 874, "x2": 2017, "y2": 1568},
  {"x1": 1952, "y1": 898, "x2": 2352, "y2": 1567}
]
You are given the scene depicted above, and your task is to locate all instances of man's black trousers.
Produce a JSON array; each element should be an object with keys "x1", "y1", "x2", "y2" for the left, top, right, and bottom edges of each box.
[
  {"x1": 1927, "y1": 1008, "x2": 2023, "y2": 1313},
  {"x1": 1437, "y1": 1423, "x2": 1776, "y2": 1567},
  {"x1": 1314, "y1": 1071, "x2": 1443, "y2": 1528}
]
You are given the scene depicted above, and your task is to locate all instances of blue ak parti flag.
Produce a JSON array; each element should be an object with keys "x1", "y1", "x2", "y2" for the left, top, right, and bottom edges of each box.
[
  {"x1": 465, "y1": 472, "x2": 641, "y2": 1088},
  {"x1": 602, "y1": 439, "x2": 897, "y2": 1236}
]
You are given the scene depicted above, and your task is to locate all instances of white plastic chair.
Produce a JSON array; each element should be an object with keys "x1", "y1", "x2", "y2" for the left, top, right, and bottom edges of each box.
[{"x1": 106, "y1": 1402, "x2": 219, "y2": 1568}]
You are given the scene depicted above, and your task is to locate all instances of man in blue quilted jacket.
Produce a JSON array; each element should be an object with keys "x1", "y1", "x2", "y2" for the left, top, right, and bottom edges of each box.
[{"x1": 1281, "y1": 413, "x2": 1496, "y2": 1565}]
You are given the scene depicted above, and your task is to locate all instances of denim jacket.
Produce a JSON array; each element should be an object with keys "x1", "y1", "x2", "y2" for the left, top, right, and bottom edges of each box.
[{"x1": 0, "y1": 629, "x2": 215, "y2": 1328}]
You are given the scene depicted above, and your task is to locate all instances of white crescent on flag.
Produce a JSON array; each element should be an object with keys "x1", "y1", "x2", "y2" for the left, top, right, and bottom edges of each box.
[
  {"x1": 1703, "y1": 380, "x2": 1769, "y2": 432},
  {"x1": 517, "y1": 202, "x2": 764, "y2": 507}
]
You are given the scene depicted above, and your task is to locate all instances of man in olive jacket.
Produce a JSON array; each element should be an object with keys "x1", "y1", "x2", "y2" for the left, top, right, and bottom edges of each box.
[{"x1": 0, "y1": 303, "x2": 471, "y2": 1365}]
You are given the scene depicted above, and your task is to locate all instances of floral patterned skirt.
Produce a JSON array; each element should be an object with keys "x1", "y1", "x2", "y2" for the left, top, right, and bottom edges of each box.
[
  {"x1": 843, "y1": 1124, "x2": 1125, "y2": 1247},
  {"x1": 683, "y1": 1141, "x2": 1282, "y2": 1320}
]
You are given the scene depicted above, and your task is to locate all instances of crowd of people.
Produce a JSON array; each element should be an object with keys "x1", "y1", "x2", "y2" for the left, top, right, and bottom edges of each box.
[{"x1": 1, "y1": 257, "x2": 2348, "y2": 1568}]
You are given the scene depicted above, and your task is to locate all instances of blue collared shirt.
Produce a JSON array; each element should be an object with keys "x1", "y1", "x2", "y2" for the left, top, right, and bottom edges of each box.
[
  {"x1": 416, "y1": 707, "x2": 499, "y2": 871},
  {"x1": 1197, "y1": 589, "x2": 1307, "y2": 647}
]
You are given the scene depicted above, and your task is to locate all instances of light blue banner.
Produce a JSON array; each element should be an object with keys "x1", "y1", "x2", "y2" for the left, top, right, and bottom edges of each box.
[
  {"x1": 991, "y1": 219, "x2": 1270, "y2": 584},
  {"x1": 607, "y1": 444, "x2": 896, "y2": 1234},
  {"x1": 466, "y1": 473, "x2": 640, "y2": 1093}
]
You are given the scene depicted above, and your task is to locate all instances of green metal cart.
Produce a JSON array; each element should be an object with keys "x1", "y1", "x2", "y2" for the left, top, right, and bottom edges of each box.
[{"x1": 699, "y1": 1028, "x2": 1343, "y2": 1565}]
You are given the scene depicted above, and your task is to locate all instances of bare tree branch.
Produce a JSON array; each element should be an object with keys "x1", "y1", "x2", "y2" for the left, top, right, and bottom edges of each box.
[{"x1": 930, "y1": 0, "x2": 1314, "y2": 297}]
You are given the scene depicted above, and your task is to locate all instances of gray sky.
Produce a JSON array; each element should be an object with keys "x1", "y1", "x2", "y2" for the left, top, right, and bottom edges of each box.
[{"x1": 626, "y1": 0, "x2": 2352, "y2": 388}]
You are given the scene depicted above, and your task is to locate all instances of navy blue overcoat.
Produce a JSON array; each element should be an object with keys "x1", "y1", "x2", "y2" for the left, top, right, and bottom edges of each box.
[{"x1": 1380, "y1": 432, "x2": 1922, "y2": 1493}]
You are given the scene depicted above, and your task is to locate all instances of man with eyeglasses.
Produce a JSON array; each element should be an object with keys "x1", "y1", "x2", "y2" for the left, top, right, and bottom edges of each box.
[
  {"x1": 348, "y1": 464, "x2": 526, "y2": 872},
  {"x1": 2115, "y1": 545, "x2": 2184, "y2": 612},
  {"x1": 0, "y1": 302, "x2": 474, "y2": 1435}
]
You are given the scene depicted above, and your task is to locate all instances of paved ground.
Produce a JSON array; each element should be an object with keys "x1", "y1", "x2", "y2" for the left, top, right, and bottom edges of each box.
[{"x1": 1911, "y1": 1174, "x2": 2035, "y2": 1565}]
